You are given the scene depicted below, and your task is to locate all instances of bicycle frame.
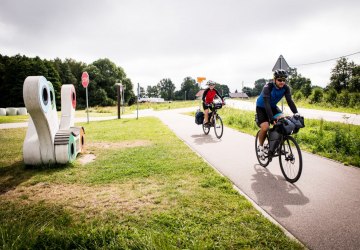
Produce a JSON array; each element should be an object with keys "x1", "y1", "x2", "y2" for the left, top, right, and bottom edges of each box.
[
  {"x1": 202, "y1": 103, "x2": 224, "y2": 139},
  {"x1": 255, "y1": 127, "x2": 303, "y2": 183}
]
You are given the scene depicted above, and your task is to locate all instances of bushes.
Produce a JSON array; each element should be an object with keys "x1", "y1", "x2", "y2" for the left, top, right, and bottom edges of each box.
[
  {"x1": 324, "y1": 88, "x2": 337, "y2": 104},
  {"x1": 349, "y1": 93, "x2": 360, "y2": 108},
  {"x1": 309, "y1": 88, "x2": 324, "y2": 103},
  {"x1": 291, "y1": 87, "x2": 359, "y2": 110},
  {"x1": 336, "y1": 90, "x2": 350, "y2": 107},
  {"x1": 293, "y1": 91, "x2": 304, "y2": 101}
]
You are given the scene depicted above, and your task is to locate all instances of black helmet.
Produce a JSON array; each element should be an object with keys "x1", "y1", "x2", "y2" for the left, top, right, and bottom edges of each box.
[{"x1": 273, "y1": 69, "x2": 288, "y2": 79}]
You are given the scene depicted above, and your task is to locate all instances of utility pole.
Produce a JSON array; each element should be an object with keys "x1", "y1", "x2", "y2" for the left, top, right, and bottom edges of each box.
[{"x1": 137, "y1": 83, "x2": 139, "y2": 119}]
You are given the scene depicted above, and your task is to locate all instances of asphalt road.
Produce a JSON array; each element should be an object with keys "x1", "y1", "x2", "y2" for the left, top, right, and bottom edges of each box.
[{"x1": 153, "y1": 108, "x2": 360, "y2": 250}]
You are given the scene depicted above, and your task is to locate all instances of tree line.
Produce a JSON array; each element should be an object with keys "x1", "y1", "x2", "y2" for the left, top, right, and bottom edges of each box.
[
  {"x1": 3, "y1": 53, "x2": 356, "y2": 109},
  {"x1": 0, "y1": 54, "x2": 136, "y2": 109},
  {"x1": 0, "y1": 53, "x2": 232, "y2": 109},
  {"x1": 242, "y1": 58, "x2": 360, "y2": 109},
  {"x1": 140, "y1": 77, "x2": 230, "y2": 101}
]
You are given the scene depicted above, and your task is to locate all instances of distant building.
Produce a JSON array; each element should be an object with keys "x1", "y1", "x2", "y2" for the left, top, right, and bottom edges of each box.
[
  {"x1": 229, "y1": 92, "x2": 249, "y2": 99},
  {"x1": 195, "y1": 89, "x2": 205, "y2": 99},
  {"x1": 138, "y1": 97, "x2": 165, "y2": 103}
]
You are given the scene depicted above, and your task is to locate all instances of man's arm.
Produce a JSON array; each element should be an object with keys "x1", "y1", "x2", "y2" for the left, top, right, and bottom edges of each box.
[
  {"x1": 284, "y1": 86, "x2": 298, "y2": 113},
  {"x1": 263, "y1": 84, "x2": 275, "y2": 122}
]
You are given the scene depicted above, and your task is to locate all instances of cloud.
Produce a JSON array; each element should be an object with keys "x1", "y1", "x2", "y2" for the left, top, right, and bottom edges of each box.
[{"x1": 1, "y1": 0, "x2": 359, "y2": 92}]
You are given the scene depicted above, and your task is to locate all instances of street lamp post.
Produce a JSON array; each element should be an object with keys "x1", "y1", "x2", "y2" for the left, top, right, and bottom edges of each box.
[
  {"x1": 122, "y1": 85, "x2": 126, "y2": 114},
  {"x1": 115, "y1": 82, "x2": 122, "y2": 119}
]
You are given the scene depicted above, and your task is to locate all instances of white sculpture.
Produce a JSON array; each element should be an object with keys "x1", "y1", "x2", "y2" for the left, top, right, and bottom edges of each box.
[{"x1": 23, "y1": 76, "x2": 85, "y2": 165}]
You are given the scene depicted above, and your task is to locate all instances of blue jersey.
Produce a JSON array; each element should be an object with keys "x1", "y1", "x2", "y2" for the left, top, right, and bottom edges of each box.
[
  {"x1": 256, "y1": 82, "x2": 289, "y2": 108},
  {"x1": 256, "y1": 82, "x2": 298, "y2": 120}
]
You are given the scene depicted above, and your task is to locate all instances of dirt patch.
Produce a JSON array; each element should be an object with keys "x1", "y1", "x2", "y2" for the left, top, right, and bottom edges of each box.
[
  {"x1": 88, "y1": 140, "x2": 152, "y2": 150},
  {"x1": 1, "y1": 181, "x2": 171, "y2": 218},
  {"x1": 78, "y1": 154, "x2": 96, "y2": 165},
  {"x1": 77, "y1": 140, "x2": 152, "y2": 165}
]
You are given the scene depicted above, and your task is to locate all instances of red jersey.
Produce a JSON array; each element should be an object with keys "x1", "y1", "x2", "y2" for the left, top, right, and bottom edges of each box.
[{"x1": 202, "y1": 88, "x2": 222, "y2": 104}]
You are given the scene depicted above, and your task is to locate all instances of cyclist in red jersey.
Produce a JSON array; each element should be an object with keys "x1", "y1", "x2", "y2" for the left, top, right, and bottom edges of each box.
[{"x1": 202, "y1": 80, "x2": 224, "y2": 126}]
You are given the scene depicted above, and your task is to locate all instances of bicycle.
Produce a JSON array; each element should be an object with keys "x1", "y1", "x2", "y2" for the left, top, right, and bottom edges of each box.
[
  {"x1": 202, "y1": 102, "x2": 224, "y2": 139},
  {"x1": 255, "y1": 116, "x2": 304, "y2": 183}
]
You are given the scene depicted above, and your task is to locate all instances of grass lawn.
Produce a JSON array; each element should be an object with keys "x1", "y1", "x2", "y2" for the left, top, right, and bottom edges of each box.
[
  {"x1": 0, "y1": 101, "x2": 200, "y2": 124},
  {"x1": 0, "y1": 117, "x2": 303, "y2": 249}
]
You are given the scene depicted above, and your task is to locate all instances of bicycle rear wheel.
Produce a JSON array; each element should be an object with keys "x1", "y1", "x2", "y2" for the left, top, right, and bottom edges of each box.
[
  {"x1": 214, "y1": 114, "x2": 223, "y2": 139},
  {"x1": 255, "y1": 130, "x2": 270, "y2": 167},
  {"x1": 279, "y1": 136, "x2": 302, "y2": 183},
  {"x1": 202, "y1": 123, "x2": 210, "y2": 135}
]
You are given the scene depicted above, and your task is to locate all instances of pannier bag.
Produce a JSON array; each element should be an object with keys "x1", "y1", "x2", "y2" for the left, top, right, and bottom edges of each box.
[
  {"x1": 268, "y1": 128, "x2": 281, "y2": 154},
  {"x1": 195, "y1": 110, "x2": 204, "y2": 125},
  {"x1": 288, "y1": 115, "x2": 305, "y2": 134},
  {"x1": 275, "y1": 118, "x2": 296, "y2": 135}
]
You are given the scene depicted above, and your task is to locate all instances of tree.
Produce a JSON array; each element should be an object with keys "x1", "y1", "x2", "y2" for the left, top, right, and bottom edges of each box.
[
  {"x1": 242, "y1": 86, "x2": 255, "y2": 97},
  {"x1": 157, "y1": 78, "x2": 176, "y2": 100},
  {"x1": 121, "y1": 78, "x2": 135, "y2": 105},
  {"x1": 91, "y1": 58, "x2": 126, "y2": 100},
  {"x1": 139, "y1": 86, "x2": 145, "y2": 97},
  {"x1": 288, "y1": 72, "x2": 312, "y2": 98},
  {"x1": 329, "y1": 57, "x2": 355, "y2": 93},
  {"x1": 0, "y1": 54, "x2": 135, "y2": 108},
  {"x1": 253, "y1": 79, "x2": 267, "y2": 96},
  {"x1": 349, "y1": 65, "x2": 360, "y2": 92},
  {"x1": 217, "y1": 84, "x2": 230, "y2": 97},
  {"x1": 176, "y1": 77, "x2": 199, "y2": 100},
  {"x1": 146, "y1": 85, "x2": 160, "y2": 97}
]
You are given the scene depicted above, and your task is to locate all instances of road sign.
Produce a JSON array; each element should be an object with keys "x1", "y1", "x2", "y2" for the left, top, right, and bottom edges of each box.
[
  {"x1": 197, "y1": 76, "x2": 206, "y2": 85},
  {"x1": 272, "y1": 55, "x2": 290, "y2": 72},
  {"x1": 81, "y1": 72, "x2": 89, "y2": 88}
]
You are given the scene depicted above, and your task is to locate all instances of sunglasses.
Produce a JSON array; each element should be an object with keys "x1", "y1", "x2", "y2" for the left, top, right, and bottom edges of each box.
[{"x1": 276, "y1": 78, "x2": 286, "y2": 82}]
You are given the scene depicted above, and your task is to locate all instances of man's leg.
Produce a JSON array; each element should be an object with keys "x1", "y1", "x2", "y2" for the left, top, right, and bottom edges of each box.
[{"x1": 259, "y1": 121, "x2": 269, "y2": 146}]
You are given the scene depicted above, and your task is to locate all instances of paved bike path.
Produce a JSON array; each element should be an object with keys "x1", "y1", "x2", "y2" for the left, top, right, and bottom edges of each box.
[{"x1": 154, "y1": 108, "x2": 360, "y2": 250}]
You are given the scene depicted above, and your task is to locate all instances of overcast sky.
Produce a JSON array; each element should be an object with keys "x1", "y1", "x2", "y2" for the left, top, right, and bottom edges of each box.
[{"x1": 1, "y1": 0, "x2": 359, "y2": 92}]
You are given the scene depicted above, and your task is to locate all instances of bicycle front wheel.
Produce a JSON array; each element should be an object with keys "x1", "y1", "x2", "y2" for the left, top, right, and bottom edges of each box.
[
  {"x1": 279, "y1": 136, "x2": 302, "y2": 183},
  {"x1": 255, "y1": 130, "x2": 270, "y2": 167},
  {"x1": 214, "y1": 114, "x2": 223, "y2": 139},
  {"x1": 202, "y1": 123, "x2": 210, "y2": 135}
]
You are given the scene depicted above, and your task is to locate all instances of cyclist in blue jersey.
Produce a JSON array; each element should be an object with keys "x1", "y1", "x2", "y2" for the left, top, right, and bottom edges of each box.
[{"x1": 256, "y1": 69, "x2": 299, "y2": 156}]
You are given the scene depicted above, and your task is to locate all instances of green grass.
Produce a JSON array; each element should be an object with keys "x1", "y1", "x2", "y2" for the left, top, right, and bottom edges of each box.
[
  {"x1": 0, "y1": 101, "x2": 200, "y2": 124},
  {"x1": 128, "y1": 100, "x2": 200, "y2": 111},
  {"x1": 0, "y1": 115, "x2": 29, "y2": 124},
  {"x1": 212, "y1": 107, "x2": 360, "y2": 167},
  {"x1": 294, "y1": 99, "x2": 359, "y2": 114},
  {"x1": 0, "y1": 117, "x2": 303, "y2": 249}
]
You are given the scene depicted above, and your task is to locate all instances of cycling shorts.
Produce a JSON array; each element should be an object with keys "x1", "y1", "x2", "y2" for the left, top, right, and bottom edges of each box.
[
  {"x1": 256, "y1": 106, "x2": 282, "y2": 125},
  {"x1": 203, "y1": 102, "x2": 212, "y2": 110}
]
